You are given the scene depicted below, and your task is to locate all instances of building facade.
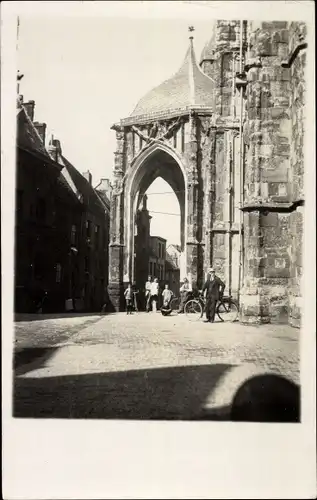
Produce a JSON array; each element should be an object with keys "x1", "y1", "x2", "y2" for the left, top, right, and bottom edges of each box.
[
  {"x1": 108, "y1": 20, "x2": 306, "y2": 327},
  {"x1": 149, "y1": 236, "x2": 166, "y2": 282},
  {"x1": 165, "y1": 254, "x2": 180, "y2": 297},
  {"x1": 15, "y1": 98, "x2": 82, "y2": 313},
  {"x1": 15, "y1": 96, "x2": 111, "y2": 313}
]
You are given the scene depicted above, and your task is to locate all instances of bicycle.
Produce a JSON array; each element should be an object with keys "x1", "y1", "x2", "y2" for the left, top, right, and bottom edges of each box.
[
  {"x1": 185, "y1": 292, "x2": 239, "y2": 322},
  {"x1": 170, "y1": 296, "x2": 180, "y2": 312},
  {"x1": 169, "y1": 291, "x2": 195, "y2": 314}
]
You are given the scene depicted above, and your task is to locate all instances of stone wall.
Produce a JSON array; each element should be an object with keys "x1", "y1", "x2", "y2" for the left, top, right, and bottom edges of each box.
[
  {"x1": 201, "y1": 20, "x2": 242, "y2": 117},
  {"x1": 240, "y1": 21, "x2": 306, "y2": 326},
  {"x1": 287, "y1": 22, "x2": 306, "y2": 327},
  {"x1": 240, "y1": 22, "x2": 290, "y2": 323},
  {"x1": 200, "y1": 21, "x2": 243, "y2": 297}
]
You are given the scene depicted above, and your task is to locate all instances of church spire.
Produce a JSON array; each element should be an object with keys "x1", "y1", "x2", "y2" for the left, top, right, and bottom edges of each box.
[
  {"x1": 126, "y1": 24, "x2": 215, "y2": 123},
  {"x1": 188, "y1": 26, "x2": 196, "y2": 105}
]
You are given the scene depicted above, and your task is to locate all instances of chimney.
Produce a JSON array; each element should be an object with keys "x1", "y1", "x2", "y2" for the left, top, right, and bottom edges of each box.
[
  {"x1": 17, "y1": 94, "x2": 23, "y2": 109},
  {"x1": 23, "y1": 100, "x2": 35, "y2": 121},
  {"x1": 83, "y1": 170, "x2": 92, "y2": 185},
  {"x1": 34, "y1": 122, "x2": 47, "y2": 145},
  {"x1": 96, "y1": 178, "x2": 112, "y2": 197},
  {"x1": 52, "y1": 139, "x2": 62, "y2": 155},
  {"x1": 47, "y1": 135, "x2": 62, "y2": 162}
]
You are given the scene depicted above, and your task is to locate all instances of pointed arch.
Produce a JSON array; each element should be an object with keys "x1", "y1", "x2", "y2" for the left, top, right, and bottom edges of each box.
[{"x1": 124, "y1": 142, "x2": 188, "y2": 283}]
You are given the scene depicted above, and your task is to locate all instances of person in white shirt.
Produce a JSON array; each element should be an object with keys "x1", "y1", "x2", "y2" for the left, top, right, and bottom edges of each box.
[
  {"x1": 162, "y1": 283, "x2": 173, "y2": 308},
  {"x1": 177, "y1": 277, "x2": 192, "y2": 313},
  {"x1": 150, "y1": 278, "x2": 159, "y2": 312},
  {"x1": 145, "y1": 275, "x2": 152, "y2": 312}
]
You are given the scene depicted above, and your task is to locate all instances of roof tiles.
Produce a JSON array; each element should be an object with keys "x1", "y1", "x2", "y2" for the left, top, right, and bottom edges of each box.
[{"x1": 129, "y1": 38, "x2": 215, "y2": 122}]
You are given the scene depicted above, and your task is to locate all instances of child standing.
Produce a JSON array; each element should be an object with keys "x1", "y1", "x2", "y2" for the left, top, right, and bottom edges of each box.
[
  {"x1": 124, "y1": 283, "x2": 133, "y2": 315},
  {"x1": 162, "y1": 284, "x2": 173, "y2": 308}
]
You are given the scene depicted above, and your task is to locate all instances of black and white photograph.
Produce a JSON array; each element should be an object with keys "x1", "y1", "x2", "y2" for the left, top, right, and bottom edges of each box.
[{"x1": 2, "y1": 1, "x2": 316, "y2": 498}]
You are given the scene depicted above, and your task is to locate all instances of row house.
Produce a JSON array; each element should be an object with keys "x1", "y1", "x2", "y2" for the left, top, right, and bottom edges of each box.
[
  {"x1": 148, "y1": 236, "x2": 166, "y2": 282},
  {"x1": 15, "y1": 96, "x2": 111, "y2": 313},
  {"x1": 165, "y1": 253, "x2": 180, "y2": 297},
  {"x1": 133, "y1": 195, "x2": 181, "y2": 304}
]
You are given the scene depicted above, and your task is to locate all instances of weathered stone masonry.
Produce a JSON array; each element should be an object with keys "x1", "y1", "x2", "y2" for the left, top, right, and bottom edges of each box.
[{"x1": 239, "y1": 21, "x2": 306, "y2": 325}]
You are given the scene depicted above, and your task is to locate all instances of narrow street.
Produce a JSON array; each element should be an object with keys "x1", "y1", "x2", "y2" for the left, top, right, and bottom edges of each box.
[{"x1": 14, "y1": 312, "x2": 300, "y2": 420}]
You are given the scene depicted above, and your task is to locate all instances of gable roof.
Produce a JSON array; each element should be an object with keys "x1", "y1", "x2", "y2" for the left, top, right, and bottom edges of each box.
[
  {"x1": 167, "y1": 244, "x2": 182, "y2": 253},
  {"x1": 165, "y1": 253, "x2": 180, "y2": 271},
  {"x1": 95, "y1": 189, "x2": 110, "y2": 210},
  {"x1": 61, "y1": 155, "x2": 109, "y2": 213},
  {"x1": 17, "y1": 105, "x2": 52, "y2": 160}
]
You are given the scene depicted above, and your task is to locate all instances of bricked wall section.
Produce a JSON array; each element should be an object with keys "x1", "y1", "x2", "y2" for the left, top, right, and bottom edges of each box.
[
  {"x1": 241, "y1": 22, "x2": 291, "y2": 324},
  {"x1": 240, "y1": 21, "x2": 305, "y2": 326},
  {"x1": 287, "y1": 22, "x2": 306, "y2": 327}
]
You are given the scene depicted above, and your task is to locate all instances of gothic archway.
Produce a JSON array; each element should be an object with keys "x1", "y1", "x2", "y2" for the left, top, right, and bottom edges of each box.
[
  {"x1": 107, "y1": 33, "x2": 242, "y2": 311},
  {"x1": 124, "y1": 143, "x2": 187, "y2": 286}
]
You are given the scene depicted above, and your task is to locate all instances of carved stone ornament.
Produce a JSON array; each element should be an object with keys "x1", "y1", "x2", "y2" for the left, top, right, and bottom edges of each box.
[
  {"x1": 200, "y1": 117, "x2": 214, "y2": 145},
  {"x1": 112, "y1": 172, "x2": 127, "y2": 195},
  {"x1": 131, "y1": 116, "x2": 182, "y2": 145}
]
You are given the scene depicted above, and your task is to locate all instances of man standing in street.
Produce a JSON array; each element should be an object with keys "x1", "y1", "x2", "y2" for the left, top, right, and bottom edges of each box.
[{"x1": 202, "y1": 268, "x2": 225, "y2": 323}]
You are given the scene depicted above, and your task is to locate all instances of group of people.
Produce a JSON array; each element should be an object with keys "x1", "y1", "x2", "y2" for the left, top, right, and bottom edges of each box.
[
  {"x1": 145, "y1": 276, "x2": 173, "y2": 313},
  {"x1": 124, "y1": 277, "x2": 173, "y2": 314},
  {"x1": 175, "y1": 267, "x2": 225, "y2": 322},
  {"x1": 124, "y1": 267, "x2": 225, "y2": 322}
]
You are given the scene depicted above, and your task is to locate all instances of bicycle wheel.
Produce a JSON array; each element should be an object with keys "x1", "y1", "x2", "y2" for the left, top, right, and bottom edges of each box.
[
  {"x1": 184, "y1": 299, "x2": 203, "y2": 319},
  {"x1": 170, "y1": 297, "x2": 180, "y2": 311},
  {"x1": 217, "y1": 299, "x2": 239, "y2": 322}
]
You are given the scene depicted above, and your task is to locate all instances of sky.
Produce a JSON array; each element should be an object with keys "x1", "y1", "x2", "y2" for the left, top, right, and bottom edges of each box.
[{"x1": 17, "y1": 15, "x2": 215, "y2": 245}]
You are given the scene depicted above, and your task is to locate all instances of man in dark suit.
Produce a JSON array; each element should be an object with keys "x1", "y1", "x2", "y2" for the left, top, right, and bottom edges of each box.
[{"x1": 202, "y1": 267, "x2": 225, "y2": 323}]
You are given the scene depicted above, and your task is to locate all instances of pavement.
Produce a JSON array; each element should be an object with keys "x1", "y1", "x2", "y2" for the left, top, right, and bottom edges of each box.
[{"x1": 13, "y1": 311, "x2": 300, "y2": 420}]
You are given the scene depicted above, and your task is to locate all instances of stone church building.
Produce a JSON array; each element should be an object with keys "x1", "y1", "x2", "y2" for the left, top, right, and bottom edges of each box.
[{"x1": 108, "y1": 20, "x2": 306, "y2": 327}]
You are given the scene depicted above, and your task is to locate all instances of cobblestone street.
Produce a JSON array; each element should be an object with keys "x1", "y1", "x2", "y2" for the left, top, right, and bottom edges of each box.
[{"x1": 13, "y1": 312, "x2": 300, "y2": 420}]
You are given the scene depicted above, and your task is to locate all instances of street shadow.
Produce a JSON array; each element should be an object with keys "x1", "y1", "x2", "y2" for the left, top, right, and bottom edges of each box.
[
  {"x1": 199, "y1": 373, "x2": 300, "y2": 423},
  {"x1": 14, "y1": 347, "x2": 60, "y2": 375},
  {"x1": 13, "y1": 365, "x2": 300, "y2": 422},
  {"x1": 15, "y1": 312, "x2": 105, "y2": 322},
  {"x1": 230, "y1": 373, "x2": 300, "y2": 423},
  {"x1": 14, "y1": 363, "x2": 233, "y2": 420}
]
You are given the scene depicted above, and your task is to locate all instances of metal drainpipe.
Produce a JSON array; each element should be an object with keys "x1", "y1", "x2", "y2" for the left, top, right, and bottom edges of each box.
[{"x1": 238, "y1": 19, "x2": 245, "y2": 305}]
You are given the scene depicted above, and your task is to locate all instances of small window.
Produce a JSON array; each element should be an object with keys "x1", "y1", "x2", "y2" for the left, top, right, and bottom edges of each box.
[
  {"x1": 95, "y1": 225, "x2": 100, "y2": 247},
  {"x1": 56, "y1": 263, "x2": 62, "y2": 283},
  {"x1": 86, "y1": 220, "x2": 92, "y2": 237},
  {"x1": 71, "y1": 225, "x2": 77, "y2": 245}
]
